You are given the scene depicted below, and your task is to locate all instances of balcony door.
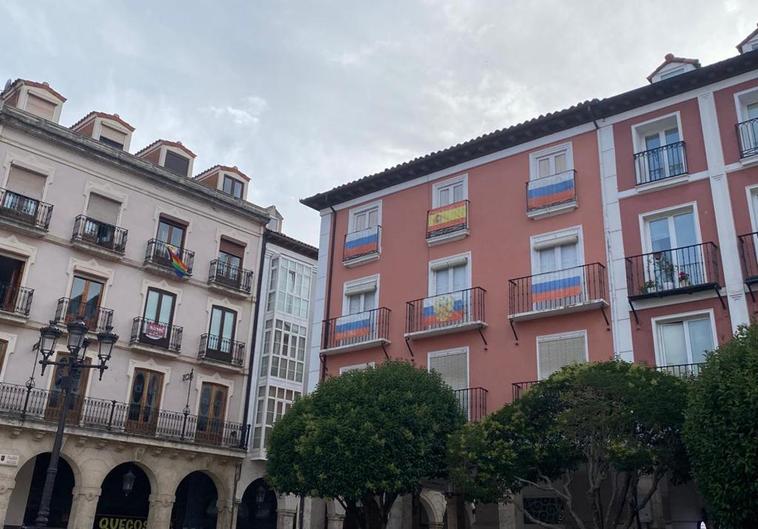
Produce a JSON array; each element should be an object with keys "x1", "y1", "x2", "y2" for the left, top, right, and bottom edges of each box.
[
  {"x1": 434, "y1": 179, "x2": 465, "y2": 208},
  {"x1": 196, "y1": 382, "x2": 228, "y2": 445},
  {"x1": 426, "y1": 257, "x2": 470, "y2": 328},
  {"x1": 643, "y1": 127, "x2": 682, "y2": 181},
  {"x1": 533, "y1": 241, "x2": 582, "y2": 310},
  {"x1": 66, "y1": 275, "x2": 104, "y2": 329},
  {"x1": 45, "y1": 354, "x2": 90, "y2": 424},
  {"x1": 2, "y1": 164, "x2": 46, "y2": 220},
  {"x1": 428, "y1": 349, "x2": 469, "y2": 417},
  {"x1": 83, "y1": 193, "x2": 121, "y2": 248},
  {"x1": 0, "y1": 254, "x2": 24, "y2": 313},
  {"x1": 126, "y1": 368, "x2": 164, "y2": 435},
  {"x1": 351, "y1": 206, "x2": 379, "y2": 232},
  {"x1": 155, "y1": 217, "x2": 186, "y2": 266},
  {"x1": 207, "y1": 306, "x2": 237, "y2": 359},
  {"x1": 217, "y1": 238, "x2": 245, "y2": 287},
  {"x1": 645, "y1": 209, "x2": 701, "y2": 289},
  {"x1": 656, "y1": 315, "x2": 714, "y2": 367},
  {"x1": 141, "y1": 288, "x2": 176, "y2": 349},
  {"x1": 535, "y1": 149, "x2": 568, "y2": 179}
]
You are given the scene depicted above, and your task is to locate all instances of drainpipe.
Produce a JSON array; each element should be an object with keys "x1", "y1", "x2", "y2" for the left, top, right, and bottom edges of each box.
[
  {"x1": 320, "y1": 204, "x2": 338, "y2": 382},
  {"x1": 588, "y1": 101, "x2": 600, "y2": 130}
]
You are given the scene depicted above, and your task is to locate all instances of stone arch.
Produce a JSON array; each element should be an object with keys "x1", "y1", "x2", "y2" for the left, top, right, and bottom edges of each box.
[
  {"x1": 93, "y1": 462, "x2": 152, "y2": 528},
  {"x1": 171, "y1": 470, "x2": 220, "y2": 529},
  {"x1": 237, "y1": 478, "x2": 277, "y2": 529},
  {"x1": 419, "y1": 489, "x2": 446, "y2": 527}
]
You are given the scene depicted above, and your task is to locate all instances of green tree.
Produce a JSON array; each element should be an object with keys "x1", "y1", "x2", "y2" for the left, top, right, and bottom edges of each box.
[
  {"x1": 684, "y1": 325, "x2": 758, "y2": 529},
  {"x1": 267, "y1": 360, "x2": 465, "y2": 529},
  {"x1": 449, "y1": 361, "x2": 689, "y2": 529}
]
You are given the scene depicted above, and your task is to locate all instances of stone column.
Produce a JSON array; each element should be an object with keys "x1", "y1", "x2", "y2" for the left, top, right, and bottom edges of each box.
[
  {"x1": 445, "y1": 496, "x2": 458, "y2": 529},
  {"x1": 67, "y1": 486, "x2": 101, "y2": 529},
  {"x1": 0, "y1": 475, "x2": 15, "y2": 529},
  {"x1": 147, "y1": 493, "x2": 175, "y2": 529},
  {"x1": 216, "y1": 499, "x2": 234, "y2": 529},
  {"x1": 277, "y1": 508, "x2": 297, "y2": 529},
  {"x1": 497, "y1": 499, "x2": 517, "y2": 529}
]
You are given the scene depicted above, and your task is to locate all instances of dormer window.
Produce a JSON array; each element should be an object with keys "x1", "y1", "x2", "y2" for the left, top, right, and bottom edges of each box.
[
  {"x1": 98, "y1": 125, "x2": 127, "y2": 150},
  {"x1": 0, "y1": 79, "x2": 65, "y2": 123},
  {"x1": 223, "y1": 175, "x2": 244, "y2": 199},
  {"x1": 70, "y1": 112, "x2": 135, "y2": 151},
  {"x1": 193, "y1": 165, "x2": 250, "y2": 200},
  {"x1": 26, "y1": 93, "x2": 57, "y2": 121},
  {"x1": 647, "y1": 54, "x2": 700, "y2": 84},
  {"x1": 737, "y1": 23, "x2": 758, "y2": 54},
  {"x1": 164, "y1": 150, "x2": 190, "y2": 177},
  {"x1": 135, "y1": 140, "x2": 196, "y2": 178}
]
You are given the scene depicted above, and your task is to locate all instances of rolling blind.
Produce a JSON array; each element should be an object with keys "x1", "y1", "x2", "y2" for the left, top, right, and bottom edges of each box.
[
  {"x1": 538, "y1": 334, "x2": 586, "y2": 379},
  {"x1": 99, "y1": 125, "x2": 127, "y2": 147},
  {"x1": 428, "y1": 351, "x2": 468, "y2": 390},
  {"x1": 6, "y1": 165, "x2": 46, "y2": 199},
  {"x1": 86, "y1": 193, "x2": 121, "y2": 224},
  {"x1": 25, "y1": 94, "x2": 57, "y2": 120}
]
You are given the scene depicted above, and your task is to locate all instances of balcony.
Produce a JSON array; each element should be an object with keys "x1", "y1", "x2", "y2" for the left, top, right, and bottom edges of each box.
[
  {"x1": 53, "y1": 298, "x2": 114, "y2": 333},
  {"x1": 0, "y1": 382, "x2": 249, "y2": 450},
  {"x1": 739, "y1": 232, "x2": 758, "y2": 294},
  {"x1": 0, "y1": 283, "x2": 33, "y2": 321},
  {"x1": 129, "y1": 317, "x2": 183, "y2": 355},
  {"x1": 655, "y1": 362, "x2": 704, "y2": 378},
  {"x1": 512, "y1": 380, "x2": 539, "y2": 401},
  {"x1": 426, "y1": 200, "x2": 469, "y2": 246},
  {"x1": 633, "y1": 141, "x2": 688, "y2": 185},
  {"x1": 144, "y1": 239, "x2": 194, "y2": 279},
  {"x1": 198, "y1": 334, "x2": 246, "y2": 368},
  {"x1": 736, "y1": 117, "x2": 758, "y2": 160},
  {"x1": 626, "y1": 242, "x2": 721, "y2": 301},
  {"x1": 321, "y1": 307, "x2": 391, "y2": 354},
  {"x1": 0, "y1": 188, "x2": 53, "y2": 236},
  {"x1": 71, "y1": 215, "x2": 127, "y2": 257},
  {"x1": 405, "y1": 287, "x2": 486, "y2": 339},
  {"x1": 526, "y1": 170, "x2": 577, "y2": 218},
  {"x1": 454, "y1": 387, "x2": 487, "y2": 422},
  {"x1": 508, "y1": 263, "x2": 608, "y2": 321},
  {"x1": 343, "y1": 226, "x2": 381, "y2": 267},
  {"x1": 208, "y1": 259, "x2": 254, "y2": 297}
]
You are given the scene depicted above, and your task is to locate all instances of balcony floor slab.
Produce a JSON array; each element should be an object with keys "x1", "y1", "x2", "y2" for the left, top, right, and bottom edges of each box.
[
  {"x1": 321, "y1": 338, "x2": 390, "y2": 356},
  {"x1": 509, "y1": 299, "x2": 608, "y2": 322},
  {"x1": 404, "y1": 321, "x2": 486, "y2": 340}
]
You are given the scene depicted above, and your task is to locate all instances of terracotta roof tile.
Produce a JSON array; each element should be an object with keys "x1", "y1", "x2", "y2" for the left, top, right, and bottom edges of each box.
[
  {"x1": 135, "y1": 139, "x2": 196, "y2": 158},
  {"x1": 194, "y1": 164, "x2": 250, "y2": 181},
  {"x1": 646, "y1": 53, "x2": 701, "y2": 82},
  {"x1": 1, "y1": 78, "x2": 66, "y2": 102},
  {"x1": 70, "y1": 111, "x2": 135, "y2": 132}
]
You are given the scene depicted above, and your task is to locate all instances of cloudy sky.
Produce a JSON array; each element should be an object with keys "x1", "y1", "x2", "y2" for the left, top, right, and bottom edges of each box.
[{"x1": 1, "y1": 1, "x2": 756, "y2": 244}]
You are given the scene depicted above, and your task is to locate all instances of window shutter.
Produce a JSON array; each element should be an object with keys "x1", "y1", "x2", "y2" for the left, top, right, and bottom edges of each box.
[
  {"x1": 429, "y1": 351, "x2": 468, "y2": 390},
  {"x1": 430, "y1": 255, "x2": 468, "y2": 271},
  {"x1": 86, "y1": 193, "x2": 121, "y2": 224},
  {"x1": 5, "y1": 165, "x2": 47, "y2": 199},
  {"x1": 538, "y1": 334, "x2": 586, "y2": 379},
  {"x1": 25, "y1": 94, "x2": 56, "y2": 120},
  {"x1": 99, "y1": 124, "x2": 127, "y2": 147},
  {"x1": 344, "y1": 278, "x2": 377, "y2": 296},
  {"x1": 220, "y1": 238, "x2": 245, "y2": 258}
]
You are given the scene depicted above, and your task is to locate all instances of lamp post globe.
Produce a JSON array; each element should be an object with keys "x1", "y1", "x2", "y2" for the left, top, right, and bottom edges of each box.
[
  {"x1": 38, "y1": 321, "x2": 62, "y2": 361},
  {"x1": 96, "y1": 326, "x2": 118, "y2": 365},
  {"x1": 66, "y1": 319, "x2": 88, "y2": 353}
]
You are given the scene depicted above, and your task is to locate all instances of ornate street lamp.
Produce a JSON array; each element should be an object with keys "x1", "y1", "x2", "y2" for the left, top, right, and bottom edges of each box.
[
  {"x1": 33, "y1": 319, "x2": 118, "y2": 529},
  {"x1": 122, "y1": 466, "x2": 136, "y2": 496}
]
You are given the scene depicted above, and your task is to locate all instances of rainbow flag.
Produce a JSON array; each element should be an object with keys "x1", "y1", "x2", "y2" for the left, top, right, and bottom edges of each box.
[
  {"x1": 532, "y1": 275, "x2": 582, "y2": 304},
  {"x1": 344, "y1": 228, "x2": 379, "y2": 260},
  {"x1": 527, "y1": 172, "x2": 575, "y2": 210},
  {"x1": 423, "y1": 293, "x2": 465, "y2": 328},
  {"x1": 167, "y1": 246, "x2": 190, "y2": 278},
  {"x1": 427, "y1": 201, "x2": 467, "y2": 235},
  {"x1": 334, "y1": 315, "x2": 373, "y2": 344}
]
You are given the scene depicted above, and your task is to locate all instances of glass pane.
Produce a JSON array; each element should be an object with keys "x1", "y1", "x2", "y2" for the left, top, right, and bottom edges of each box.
[
  {"x1": 364, "y1": 290, "x2": 376, "y2": 310},
  {"x1": 687, "y1": 318, "x2": 713, "y2": 363},
  {"x1": 354, "y1": 212, "x2": 366, "y2": 231},
  {"x1": 645, "y1": 134, "x2": 661, "y2": 150},
  {"x1": 664, "y1": 128, "x2": 680, "y2": 144},
  {"x1": 453, "y1": 183, "x2": 464, "y2": 202},
  {"x1": 199, "y1": 384, "x2": 211, "y2": 416},
  {"x1": 434, "y1": 268, "x2": 449, "y2": 295},
  {"x1": 649, "y1": 218, "x2": 672, "y2": 252},
  {"x1": 348, "y1": 295, "x2": 361, "y2": 315},
  {"x1": 222, "y1": 311, "x2": 234, "y2": 340},
  {"x1": 748, "y1": 102, "x2": 758, "y2": 120},
  {"x1": 538, "y1": 158, "x2": 550, "y2": 178},
  {"x1": 659, "y1": 322, "x2": 688, "y2": 365},
  {"x1": 157, "y1": 293, "x2": 173, "y2": 324},
  {"x1": 157, "y1": 222, "x2": 170, "y2": 243},
  {"x1": 368, "y1": 209, "x2": 378, "y2": 227},
  {"x1": 554, "y1": 152, "x2": 567, "y2": 173},
  {"x1": 210, "y1": 307, "x2": 222, "y2": 336},
  {"x1": 560, "y1": 243, "x2": 578, "y2": 269},
  {"x1": 438, "y1": 188, "x2": 450, "y2": 206},
  {"x1": 673, "y1": 212, "x2": 697, "y2": 247},
  {"x1": 538, "y1": 247, "x2": 557, "y2": 273},
  {"x1": 144, "y1": 290, "x2": 159, "y2": 320},
  {"x1": 452, "y1": 265, "x2": 466, "y2": 291}
]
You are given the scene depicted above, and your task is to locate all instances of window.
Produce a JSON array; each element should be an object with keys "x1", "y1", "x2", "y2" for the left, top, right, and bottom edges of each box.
[
  {"x1": 349, "y1": 204, "x2": 379, "y2": 232},
  {"x1": 537, "y1": 332, "x2": 587, "y2": 379},
  {"x1": 655, "y1": 314, "x2": 714, "y2": 366},
  {"x1": 430, "y1": 255, "x2": 469, "y2": 296},
  {"x1": 222, "y1": 175, "x2": 244, "y2": 199},
  {"x1": 86, "y1": 193, "x2": 120, "y2": 225},
  {"x1": 428, "y1": 349, "x2": 468, "y2": 390},
  {"x1": 260, "y1": 319, "x2": 307, "y2": 382},
  {"x1": 633, "y1": 114, "x2": 685, "y2": 182},
  {"x1": 252, "y1": 385, "x2": 301, "y2": 449},
  {"x1": 127, "y1": 368, "x2": 164, "y2": 433},
  {"x1": 163, "y1": 150, "x2": 190, "y2": 177},
  {"x1": 0, "y1": 254, "x2": 25, "y2": 312},
  {"x1": 644, "y1": 207, "x2": 702, "y2": 287},
  {"x1": 659, "y1": 67, "x2": 685, "y2": 80},
  {"x1": 433, "y1": 177, "x2": 466, "y2": 208},
  {"x1": 98, "y1": 125, "x2": 127, "y2": 150},
  {"x1": 736, "y1": 90, "x2": 758, "y2": 158},
  {"x1": 46, "y1": 353, "x2": 90, "y2": 422},
  {"x1": 208, "y1": 306, "x2": 237, "y2": 353},
  {"x1": 197, "y1": 382, "x2": 228, "y2": 443},
  {"x1": 25, "y1": 93, "x2": 56, "y2": 120},
  {"x1": 140, "y1": 288, "x2": 177, "y2": 348},
  {"x1": 157, "y1": 216, "x2": 186, "y2": 249},
  {"x1": 5, "y1": 164, "x2": 46, "y2": 200},
  {"x1": 67, "y1": 275, "x2": 104, "y2": 328},
  {"x1": 217, "y1": 238, "x2": 245, "y2": 285},
  {"x1": 267, "y1": 257, "x2": 311, "y2": 319},
  {"x1": 0, "y1": 339, "x2": 7, "y2": 377},
  {"x1": 531, "y1": 145, "x2": 571, "y2": 180},
  {"x1": 344, "y1": 277, "x2": 378, "y2": 315}
]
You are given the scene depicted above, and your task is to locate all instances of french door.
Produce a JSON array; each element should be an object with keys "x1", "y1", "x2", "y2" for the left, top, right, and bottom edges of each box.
[
  {"x1": 45, "y1": 354, "x2": 90, "y2": 424},
  {"x1": 196, "y1": 382, "x2": 228, "y2": 445},
  {"x1": 126, "y1": 368, "x2": 164, "y2": 435},
  {"x1": 66, "y1": 275, "x2": 104, "y2": 329},
  {"x1": 657, "y1": 316, "x2": 714, "y2": 367},
  {"x1": 155, "y1": 217, "x2": 186, "y2": 266},
  {"x1": 646, "y1": 210, "x2": 701, "y2": 288},
  {"x1": 140, "y1": 288, "x2": 176, "y2": 348},
  {"x1": 435, "y1": 180, "x2": 465, "y2": 207},
  {"x1": 533, "y1": 242, "x2": 582, "y2": 309},
  {"x1": 207, "y1": 306, "x2": 237, "y2": 359},
  {"x1": 535, "y1": 149, "x2": 568, "y2": 178},
  {"x1": 644, "y1": 128, "x2": 682, "y2": 181}
]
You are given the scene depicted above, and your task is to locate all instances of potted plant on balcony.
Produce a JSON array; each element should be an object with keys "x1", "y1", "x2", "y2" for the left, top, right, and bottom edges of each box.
[
  {"x1": 678, "y1": 270, "x2": 691, "y2": 287},
  {"x1": 641, "y1": 280, "x2": 659, "y2": 294}
]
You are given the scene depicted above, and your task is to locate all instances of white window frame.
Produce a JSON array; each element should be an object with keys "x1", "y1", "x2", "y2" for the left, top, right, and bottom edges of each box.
[
  {"x1": 638, "y1": 202, "x2": 702, "y2": 255},
  {"x1": 93, "y1": 118, "x2": 132, "y2": 151},
  {"x1": 427, "y1": 251, "x2": 472, "y2": 297},
  {"x1": 0, "y1": 332, "x2": 18, "y2": 383},
  {"x1": 745, "y1": 184, "x2": 758, "y2": 233},
  {"x1": 158, "y1": 145, "x2": 194, "y2": 176},
  {"x1": 19, "y1": 86, "x2": 63, "y2": 122},
  {"x1": 348, "y1": 200, "x2": 382, "y2": 233},
  {"x1": 536, "y1": 330, "x2": 588, "y2": 380},
  {"x1": 432, "y1": 174, "x2": 468, "y2": 208},
  {"x1": 733, "y1": 86, "x2": 758, "y2": 124},
  {"x1": 651, "y1": 309, "x2": 717, "y2": 367},
  {"x1": 342, "y1": 274, "x2": 380, "y2": 316},
  {"x1": 631, "y1": 111, "x2": 684, "y2": 155},
  {"x1": 528, "y1": 142, "x2": 574, "y2": 180},
  {"x1": 427, "y1": 347, "x2": 470, "y2": 389},
  {"x1": 339, "y1": 362, "x2": 376, "y2": 374},
  {"x1": 530, "y1": 226, "x2": 584, "y2": 276}
]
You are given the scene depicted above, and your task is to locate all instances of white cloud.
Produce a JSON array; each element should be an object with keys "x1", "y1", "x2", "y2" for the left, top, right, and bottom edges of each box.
[{"x1": 202, "y1": 96, "x2": 268, "y2": 126}]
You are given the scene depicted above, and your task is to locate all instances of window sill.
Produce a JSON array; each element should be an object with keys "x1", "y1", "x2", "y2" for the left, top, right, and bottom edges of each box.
[
  {"x1": 71, "y1": 238, "x2": 125, "y2": 261},
  {"x1": 207, "y1": 280, "x2": 252, "y2": 298},
  {"x1": 0, "y1": 310, "x2": 29, "y2": 325},
  {"x1": 509, "y1": 299, "x2": 608, "y2": 322},
  {"x1": 405, "y1": 321, "x2": 486, "y2": 340},
  {"x1": 426, "y1": 229, "x2": 469, "y2": 247},
  {"x1": 527, "y1": 201, "x2": 577, "y2": 220},
  {"x1": 739, "y1": 153, "x2": 758, "y2": 168},
  {"x1": 321, "y1": 338, "x2": 390, "y2": 356},
  {"x1": 634, "y1": 173, "x2": 690, "y2": 194},
  {"x1": 342, "y1": 252, "x2": 380, "y2": 268}
]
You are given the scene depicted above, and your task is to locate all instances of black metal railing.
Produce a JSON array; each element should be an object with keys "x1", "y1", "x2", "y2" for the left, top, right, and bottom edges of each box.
[
  {"x1": 0, "y1": 283, "x2": 33, "y2": 316},
  {"x1": 144, "y1": 239, "x2": 194, "y2": 277},
  {"x1": 208, "y1": 259, "x2": 253, "y2": 294},
  {"x1": 343, "y1": 226, "x2": 381, "y2": 262},
  {"x1": 426, "y1": 200, "x2": 469, "y2": 239},
  {"x1": 737, "y1": 117, "x2": 758, "y2": 159},
  {"x1": 54, "y1": 298, "x2": 113, "y2": 333},
  {"x1": 738, "y1": 232, "x2": 758, "y2": 284},
  {"x1": 655, "y1": 362, "x2": 704, "y2": 378},
  {"x1": 0, "y1": 382, "x2": 249, "y2": 449},
  {"x1": 512, "y1": 380, "x2": 539, "y2": 401},
  {"x1": 129, "y1": 317, "x2": 183, "y2": 353},
  {"x1": 406, "y1": 287, "x2": 485, "y2": 335},
  {"x1": 633, "y1": 141, "x2": 688, "y2": 185},
  {"x1": 322, "y1": 307, "x2": 391, "y2": 350},
  {"x1": 626, "y1": 242, "x2": 720, "y2": 299},
  {"x1": 454, "y1": 387, "x2": 487, "y2": 422},
  {"x1": 526, "y1": 170, "x2": 577, "y2": 213},
  {"x1": 508, "y1": 263, "x2": 607, "y2": 317},
  {"x1": 71, "y1": 215, "x2": 128, "y2": 254},
  {"x1": 198, "y1": 334, "x2": 245, "y2": 367},
  {"x1": 0, "y1": 187, "x2": 53, "y2": 230}
]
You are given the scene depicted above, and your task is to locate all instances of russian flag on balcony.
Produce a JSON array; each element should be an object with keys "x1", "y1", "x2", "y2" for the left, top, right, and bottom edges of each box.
[
  {"x1": 527, "y1": 172, "x2": 575, "y2": 210},
  {"x1": 532, "y1": 275, "x2": 582, "y2": 303},
  {"x1": 344, "y1": 229, "x2": 379, "y2": 260},
  {"x1": 428, "y1": 202, "x2": 467, "y2": 234},
  {"x1": 334, "y1": 315, "x2": 373, "y2": 343},
  {"x1": 423, "y1": 294, "x2": 465, "y2": 327}
]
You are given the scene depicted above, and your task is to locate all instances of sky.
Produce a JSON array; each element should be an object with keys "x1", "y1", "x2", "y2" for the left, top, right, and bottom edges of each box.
[{"x1": 1, "y1": 1, "x2": 756, "y2": 245}]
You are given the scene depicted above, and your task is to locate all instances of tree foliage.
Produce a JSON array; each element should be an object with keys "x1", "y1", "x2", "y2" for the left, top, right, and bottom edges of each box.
[
  {"x1": 449, "y1": 361, "x2": 689, "y2": 529},
  {"x1": 684, "y1": 324, "x2": 758, "y2": 529},
  {"x1": 267, "y1": 360, "x2": 464, "y2": 529}
]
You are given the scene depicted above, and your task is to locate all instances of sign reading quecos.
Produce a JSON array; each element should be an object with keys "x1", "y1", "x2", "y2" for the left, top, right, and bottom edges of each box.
[{"x1": 95, "y1": 515, "x2": 148, "y2": 529}]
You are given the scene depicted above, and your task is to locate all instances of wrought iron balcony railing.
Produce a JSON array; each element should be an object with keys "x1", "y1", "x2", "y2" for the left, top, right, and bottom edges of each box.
[
  {"x1": 0, "y1": 283, "x2": 33, "y2": 317},
  {"x1": 71, "y1": 215, "x2": 128, "y2": 254},
  {"x1": 322, "y1": 307, "x2": 391, "y2": 352},
  {"x1": 737, "y1": 117, "x2": 758, "y2": 159},
  {"x1": 144, "y1": 239, "x2": 194, "y2": 277},
  {"x1": 129, "y1": 317, "x2": 183, "y2": 353},
  {"x1": 512, "y1": 380, "x2": 539, "y2": 401},
  {"x1": 0, "y1": 187, "x2": 53, "y2": 230},
  {"x1": 208, "y1": 259, "x2": 254, "y2": 294},
  {"x1": 655, "y1": 362, "x2": 704, "y2": 378},
  {"x1": 626, "y1": 242, "x2": 720, "y2": 299},
  {"x1": 738, "y1": 231, "x2": 758, "y2": 285},
  {"x1": 426, "y1": 200, "x2": 469, "y2": 240},
  {"x1": 633, "y1": 141, "x2": 688, "y2": 185},
  {"x1": 526, "y1": 170, "x2": 577, "y2": 214},
  {"x1": 0, "y1": 382, "x2": 249, "y2": 449},
  {"x1": 508, "y1": 263, "x2": 607, "y2": 318},
  {"x1": 454, "y1": 387, "x2": 487, "y2": 422},
  {"x1": 54, "y1": 298, "x2": 114, "y2": 333},
  {"x1": 198, "y1": 334, "x2": 246, "y2": 367},
  {"x1": 343, "y1": 226, "x2": 381, "y2": 263},
  {"x1": 406, "y1": 287, "x2": 485, "y2": 336}
]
